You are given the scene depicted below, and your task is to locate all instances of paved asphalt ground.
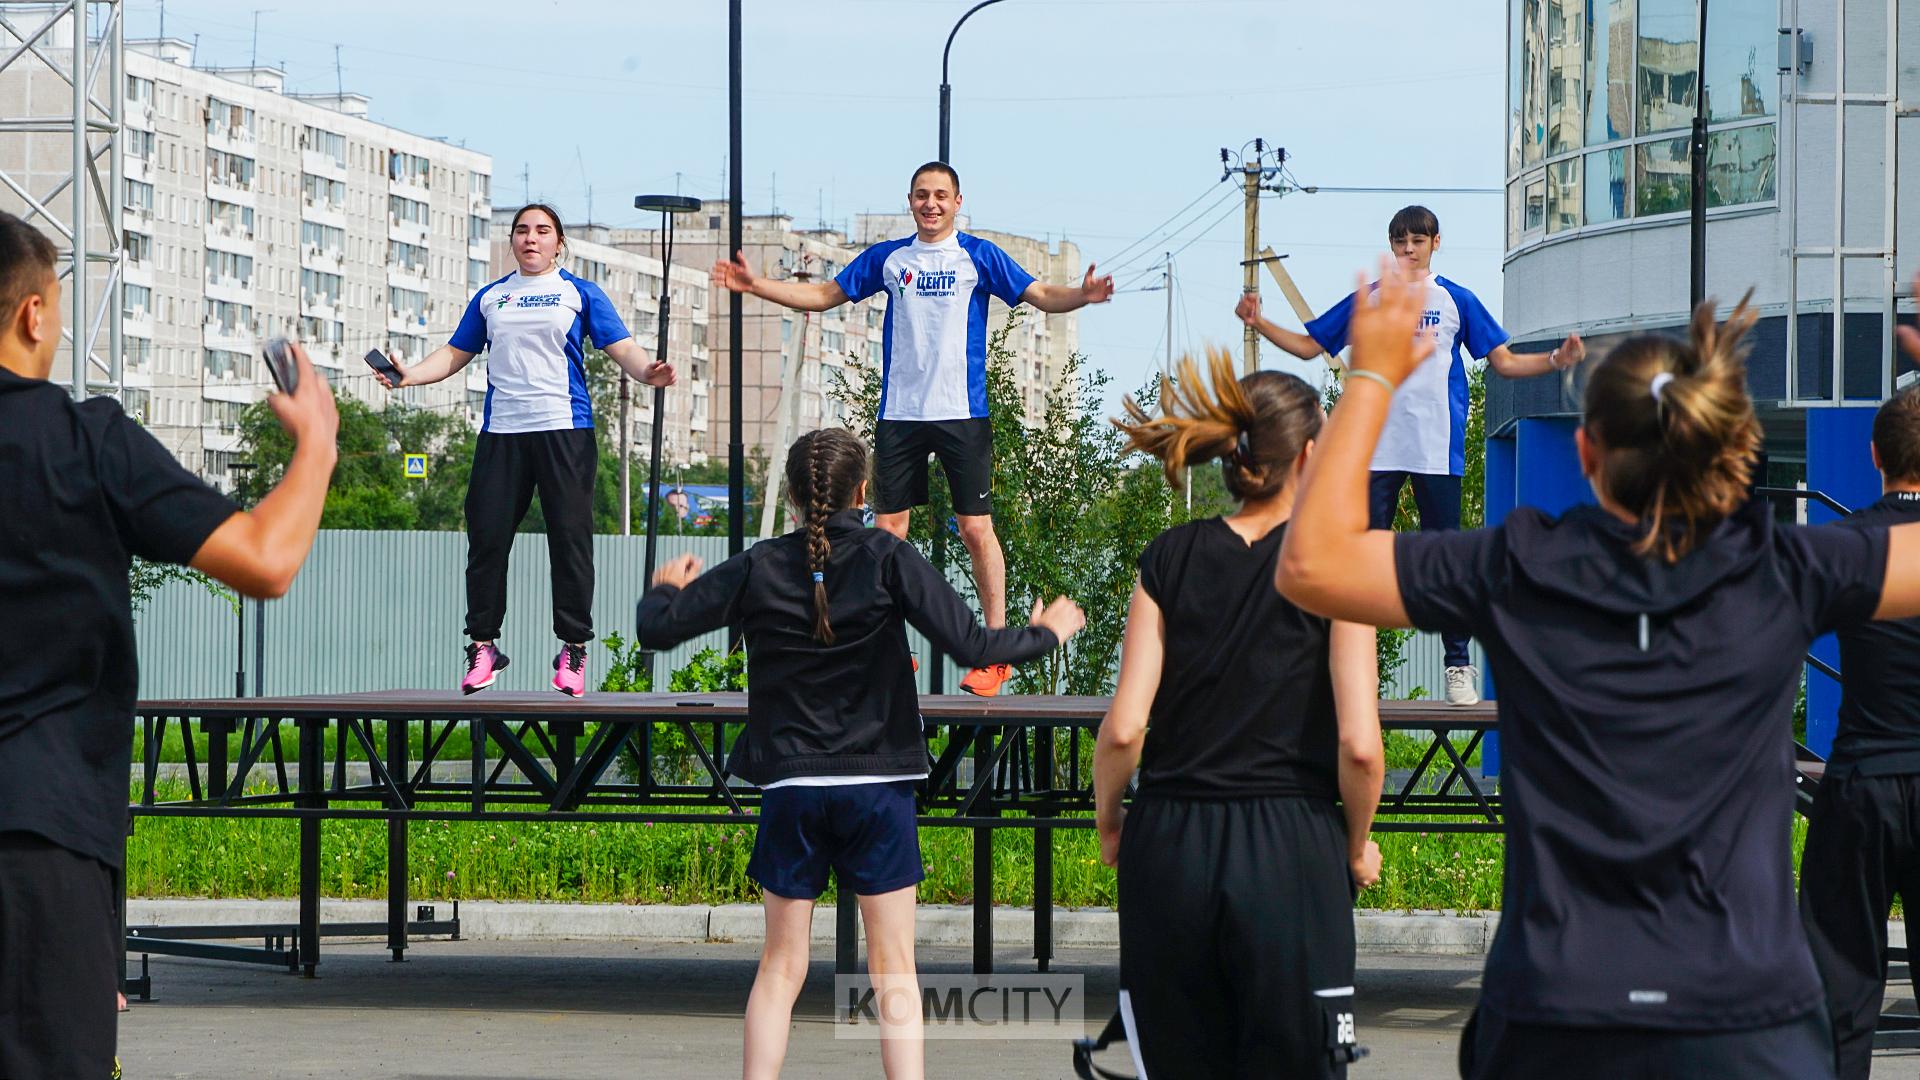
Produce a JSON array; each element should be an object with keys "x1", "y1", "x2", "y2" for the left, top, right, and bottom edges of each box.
[{"x1": 118, "y1": 939, "x2": 1920, "y2": 1079}]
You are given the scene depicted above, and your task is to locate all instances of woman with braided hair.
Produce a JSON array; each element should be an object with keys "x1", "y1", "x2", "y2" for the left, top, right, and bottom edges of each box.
[
  {"x1": 1279, "y1": 262, "x2": 1920, "y2": 1078},
  {"x1": 637, "y1": 427, "x2": 1085, "y2": 1079}
]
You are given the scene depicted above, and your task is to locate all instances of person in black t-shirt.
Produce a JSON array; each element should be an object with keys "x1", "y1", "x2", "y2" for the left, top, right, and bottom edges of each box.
[
  {"x1": 1799, "y1": 314, "x2": 1920, "y2": 1080},
  {"x1": 1279, "y1": 261, "x2": 1920, "y2": 1080},
  {"x1": 0, "y1": 211, "x2": 338, "y2": 1079},
  {"x1": 1092, "y1": 348, "x2": 1383, "y2": 1079},
  {"x1": 637, "y1": 427, "x2": 1083, "y2": 1080}
]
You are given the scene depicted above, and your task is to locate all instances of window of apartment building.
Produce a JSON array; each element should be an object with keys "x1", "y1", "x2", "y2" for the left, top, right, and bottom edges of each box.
[
  {"x1": 297, "y1": 315, "x2": 345, "y2": 344},
  {"x1": 204, "y1": 299, "x2": 253, "y2": 336},
  {"x1": 206, "y1": 249, "x2": 254, "y2": 289},
  {"x1": 469, "y1": 171, "x2": 490, "y2": 200},
  {"x1": 388, "y1": 149, "x2": 430, "y2": 187},
  {"x1": 126, "y1": 75, "x2": 152, "y2": 106},
  {"x1": 208, "y1": 198, "x2": 254, "y2": 240},
  {"x1": 389, "y1": 239, "x2": 429, "y2": 274},
  {"x1": 205, "y1": 98, "x2": 254, "y2": 141},
  {"x1": 468, "y1": 258, "x2": 489, "y2": 290},
  {"x1": 301, "y1": 173, "x2": 346, "y2": 212},
  {"x1": 388, "y1": 332, "x2": 429, "y2": 362},
  {"x1": 692, "y1": 324, "x2": 708, "y2": 348},
  {"x1": 124, "y1": 336, "x2": 151, "y2": 373},
  {"x1": 388, "y1": 286, "x2": 429, "y2": 325},
  {"x1": 1507, "y1": 0, "x2": 1776, "y2": 251},
  {"x1": 468, "y1": 215, "x2": 487, "y2": 244},
  {"x1": 123, "y1": 283, "x2": 150, "y2": 319},
  {"x1": 203, "y1": 349, "x2": 250, "y2": 382},
  {"x1": 301, "y1": 268, "x2": 343, "y2": 307},
  {"x1": 300, "y1": 126, "x2": 346, "y2": 167},
  {"x1": 124, "y1": 178, "x2": 153, "y2": 214},
  {"x1": 123, "y1": 230, "x2": 152, "y2": 266},
  {"x1": 781, "y1": 317, "x2": 792, "y2": 343},
  {"x1": 127, "y1": 128, "x2": 154, "y2": 162},
  {"x1": 207, "y1": 149, "x2": 255, "y2": 191},
  {"x1": 303, "y1": 221, "x2": 346, "y2": 256},
  {"x1": 388, "y1": 194, "x2": 429, "y2": 227}
]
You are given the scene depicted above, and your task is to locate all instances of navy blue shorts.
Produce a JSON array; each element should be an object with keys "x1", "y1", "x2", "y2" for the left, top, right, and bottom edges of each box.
[{"x1": 748, "y1": 780, "x2": 925, "y2": 900}]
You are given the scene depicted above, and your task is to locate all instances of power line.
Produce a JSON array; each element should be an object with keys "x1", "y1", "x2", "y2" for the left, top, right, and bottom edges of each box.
[{"x1": 1094, "y1": 181, "x2": 1225, "y2": 273}]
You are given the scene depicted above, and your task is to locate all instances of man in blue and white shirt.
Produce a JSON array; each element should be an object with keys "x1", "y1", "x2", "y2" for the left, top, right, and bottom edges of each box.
[
  {"x1": 713, "y1": 161, "x2": 1112, "y2": 696},
  {"x1": 1237, "y1": 205, "x2": 1583, "y2": 705}
]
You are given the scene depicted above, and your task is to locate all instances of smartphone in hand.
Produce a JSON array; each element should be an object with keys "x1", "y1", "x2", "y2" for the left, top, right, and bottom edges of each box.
[
  {"x1": 364, "y1": 348, "x2": 404, "y2": 385},
  {"x1": 262, "y1": 337, "x2": 299, "y2": 394}
]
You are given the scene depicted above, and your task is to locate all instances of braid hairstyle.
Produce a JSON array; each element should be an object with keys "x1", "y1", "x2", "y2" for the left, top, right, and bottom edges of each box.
[
  {"x1": 1582, "y1": 292, "x2": 1762, "y2": 563},
  {"x1": 1111, "y1": 346, "x2": 1323, "y2": 500},
  {"x1": 784, "y1": 428, "x2": 870, "y2": 643}
]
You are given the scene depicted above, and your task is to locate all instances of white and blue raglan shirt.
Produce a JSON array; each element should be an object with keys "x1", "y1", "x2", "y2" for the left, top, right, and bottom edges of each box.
[
  {"x1": 1306, "y1": 274, "x2": 1509, "y2": 476},
  {"x1": 449, "y1": 267, "x2": 632, "y2": 434},
  {"x1": 833, "y1": 232, "x2": 1036, "y2": 422}
]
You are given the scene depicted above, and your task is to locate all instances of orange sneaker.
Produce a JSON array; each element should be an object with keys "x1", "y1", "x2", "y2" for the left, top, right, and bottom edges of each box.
[{"x1": 959, "y1": 663, "x2": 1012, "y2": 697}]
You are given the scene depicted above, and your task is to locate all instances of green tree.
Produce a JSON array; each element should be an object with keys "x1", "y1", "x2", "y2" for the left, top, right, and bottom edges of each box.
[{"x1": 235, "y1": 396, "x2": 473, "y2": 529}]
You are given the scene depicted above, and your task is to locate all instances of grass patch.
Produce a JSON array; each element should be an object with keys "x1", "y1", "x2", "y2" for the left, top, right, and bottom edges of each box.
[{"x1": 127, "y1": 783, "x2": 1815, "y2": 913}]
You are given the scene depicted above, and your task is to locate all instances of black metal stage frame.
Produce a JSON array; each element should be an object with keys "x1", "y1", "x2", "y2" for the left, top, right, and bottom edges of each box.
[{"x1": 125, "y1": 692, "x2": 1497, "y2": 993}]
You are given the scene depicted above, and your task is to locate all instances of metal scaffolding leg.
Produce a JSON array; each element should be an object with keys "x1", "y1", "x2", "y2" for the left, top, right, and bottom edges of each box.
[{"x1": 0, "y1": 1, "x2": 122, "y2": 401}]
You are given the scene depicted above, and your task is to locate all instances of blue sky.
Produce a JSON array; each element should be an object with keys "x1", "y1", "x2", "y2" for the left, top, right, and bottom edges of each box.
[{"x1": 143, "y1": 0, "x2": 1508, "y2": 408}]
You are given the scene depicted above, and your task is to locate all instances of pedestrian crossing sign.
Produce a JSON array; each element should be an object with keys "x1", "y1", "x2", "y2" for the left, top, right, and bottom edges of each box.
[{"x1": 404, "y1": 453, "x2": 428, "y2": 479}]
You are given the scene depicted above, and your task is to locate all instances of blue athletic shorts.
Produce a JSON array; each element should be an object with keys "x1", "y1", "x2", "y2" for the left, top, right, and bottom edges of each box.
[{"x1": 748, "y1": 780, "x2": 925, "y2": 900}]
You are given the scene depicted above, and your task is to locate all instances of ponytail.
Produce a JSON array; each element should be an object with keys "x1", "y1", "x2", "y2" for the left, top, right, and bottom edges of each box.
[
  {"x1": 783, "y1": 428, "x2": 870, "y2": 644},
  {"x1": 1111, "y1": 346, "x2": 1322, "y2": 501},
  {"x1": 1583, "y1": 293, "x2": 1762, "y2": 563}
]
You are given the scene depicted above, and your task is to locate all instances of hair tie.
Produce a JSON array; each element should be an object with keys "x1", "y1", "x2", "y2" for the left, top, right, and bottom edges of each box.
[
  {"x1": 811, "y1": 571, "x2": 824, "y2": 584},
  {"x1": 1649, "y1": 371, "x2": 1675, "y2": 404}
]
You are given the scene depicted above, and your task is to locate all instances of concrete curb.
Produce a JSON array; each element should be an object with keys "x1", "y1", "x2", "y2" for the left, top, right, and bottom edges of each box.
[{"x1": 127, "y1": 898, "x2": 1514, "y2": 956}]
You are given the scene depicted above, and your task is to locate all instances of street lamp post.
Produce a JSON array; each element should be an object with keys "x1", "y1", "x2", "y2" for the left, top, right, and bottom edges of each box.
[
  {"x1": 1689, "y1": 0, "x2": 1709, "y2": 309},
  {"x1": 938, "y1": 0, "x2": 1010, "y2": 162},
  {"x1": 633, "y1": 193, "x2": 704, "y2": 682}
]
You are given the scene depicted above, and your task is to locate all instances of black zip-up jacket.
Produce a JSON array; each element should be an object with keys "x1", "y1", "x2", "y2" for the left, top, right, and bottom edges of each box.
[{"x1": 636, "y1": 509, "x2": 1057, "y2": 785}]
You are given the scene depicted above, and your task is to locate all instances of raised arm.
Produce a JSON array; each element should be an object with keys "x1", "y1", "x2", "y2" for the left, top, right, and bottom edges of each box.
[
  {"x1": 190, "y1": 343, "x2": 339, "y2": 598},
  {"x1": 1278, "y1": 260, "x2": 1432, "y2": 627},
  {"x1": 711, "y1": 250, "x2": 846, "y2": 313},
  {"x1": 1019, "y1": 264, "x2": 1115, "y2": 314},
  {"x1": 1236, "y1": 293, "x2": 1331, "y2": 362},
  {"x1": 886, "y1": 541, "x2": 1080, "y2": 668},
  {"x1": 1094, "y1": 581, "x2": 1161, "y2": 867},
  {"x1": 374, "y1": 343, "x2": 475, "y2": 390},
  {"x1": 636, "y1": 553, "x2": 746, "y2": 650},
  {"x1": 1329, "y1": 619, "x2": 1383, "y2": 888}
]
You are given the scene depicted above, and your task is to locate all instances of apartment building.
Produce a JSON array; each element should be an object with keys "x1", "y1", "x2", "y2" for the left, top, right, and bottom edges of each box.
[{"x1": 1, "y1": 36, "x2": 492, "y2": 490}]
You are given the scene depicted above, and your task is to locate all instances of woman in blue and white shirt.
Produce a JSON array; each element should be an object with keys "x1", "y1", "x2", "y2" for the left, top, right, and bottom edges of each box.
[{"x1": 379, "y1": 202, "x2": 674, "y2": 696}]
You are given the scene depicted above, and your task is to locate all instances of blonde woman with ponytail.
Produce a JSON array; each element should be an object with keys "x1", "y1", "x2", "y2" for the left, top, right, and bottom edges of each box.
[
  {"x1": 1095, "y1": 349, "x2": 1383, "y2": 1078},
  {"x1": 637, "y1": 427, "x2": 1084, "y2": 1080},
  {"x1": 1279, "y1": 261, "x2": 1920, "y2": 1080}
]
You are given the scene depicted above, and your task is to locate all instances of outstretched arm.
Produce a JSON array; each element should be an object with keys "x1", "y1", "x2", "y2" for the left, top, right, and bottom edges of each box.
[
  {"x1": 1237, "y1": 293, "x2": 1334, "y2": 362},
  {"x1": 604, "y1": 337, "x2": 676, "y2": 388},
  {"x1": 711, "y1": 250, "x2": 847, "y2": 313},
  {"x1": 1487, "y1": 334, "x2": 1583, "y2": 379},
  {"x1": 374, "y1": 343, "x2": 475, "y2": 389},
  {"x1": 1020, "y1": 264, "x2": 1115, "y2": 314},
  {"x1": 1278, "y1": 259, "x2": 1433, "y2": 626}
]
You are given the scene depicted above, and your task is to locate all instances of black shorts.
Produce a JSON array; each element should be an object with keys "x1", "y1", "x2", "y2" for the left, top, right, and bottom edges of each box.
[
  {"x1": 1458, "y1": 1005, "x2": 1835, "y2": 1080},
  {"x1": 747, "y1": 780, "x2": 925, "y2": 900},
  {"x1": 873, "y1": 418, "x2": 994, "y2": 517},
  {"x1": 0, "y1": 832, "x2": 118, "y2": 1079},
  {"x1": 1117, "y1": 795, "x2": 1360, "y2": 1079}
]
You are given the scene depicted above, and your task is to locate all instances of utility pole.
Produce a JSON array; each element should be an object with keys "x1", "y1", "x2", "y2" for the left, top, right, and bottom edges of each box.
[
  {"x1": 1224, "y1": 141, "x2": 1287, "y2": 374},
  {"x1": 1164, "y1": 253, "x2": 1174, "y2": 374}
]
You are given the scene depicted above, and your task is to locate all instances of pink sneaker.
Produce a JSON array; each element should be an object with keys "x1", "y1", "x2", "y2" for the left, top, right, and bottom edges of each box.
[
  {"x1": 461, "y1": 642, "x2": 508, "y2": 695},
  {"x1": 552, "y1": 643, "x2": 588, "y2": 697}
]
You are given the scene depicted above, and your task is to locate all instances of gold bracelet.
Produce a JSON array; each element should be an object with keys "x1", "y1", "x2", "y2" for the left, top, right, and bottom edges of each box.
[{"x1": 1346, "y1": 368, "x2": 1397, "y2": 393}]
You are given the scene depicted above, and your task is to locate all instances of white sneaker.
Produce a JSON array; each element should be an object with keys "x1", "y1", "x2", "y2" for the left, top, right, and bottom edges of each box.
[{"x1": 1445, "y1": 666, "x2": 1480, "y2": 706}]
